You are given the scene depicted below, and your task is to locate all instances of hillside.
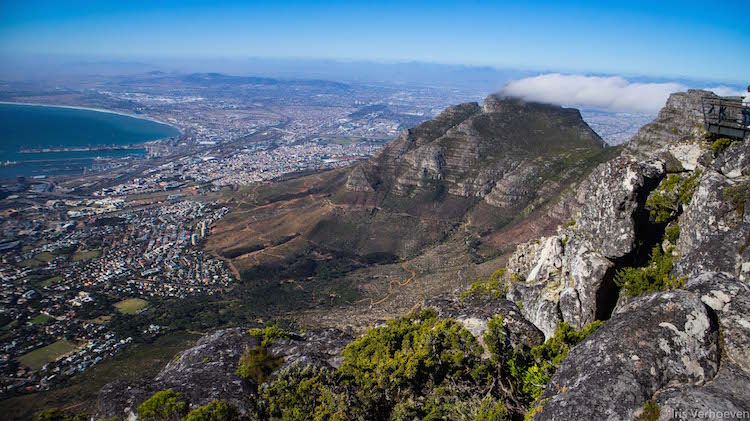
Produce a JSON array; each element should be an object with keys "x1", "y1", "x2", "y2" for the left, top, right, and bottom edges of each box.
[{"x1": 205, "y1": 95, "x2": 617, "y2": 325}]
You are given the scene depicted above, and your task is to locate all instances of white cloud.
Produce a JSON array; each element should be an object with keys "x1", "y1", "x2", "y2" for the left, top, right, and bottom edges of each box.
[
  {"x1": 502, "y1": 73, "x2": 686, "y2": 113},
  {"x1": 707, "y1": 86, "x2": 745, "y2": 97},
  {"x1": 502, "y1": 73, "x2": 684, "y2": 113},
  {"x1": 502, "y1": 74, "x2": 746, "y2": 114}
]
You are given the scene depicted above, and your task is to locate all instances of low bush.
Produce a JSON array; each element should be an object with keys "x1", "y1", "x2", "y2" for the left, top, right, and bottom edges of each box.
[
  {"x1": 711, "y1": 137, "x2": 733, "y2": 154},
  {"x1": 136, "y1": 390, "x2": 188, "y2": 421},
  {"x1": 614, "y1": 245, "x2": 685, "y2": 297},
  {"x1": 248, "y1": 324, "x2": 289, "y2": 348},
  {"x1": 645, "y1": 171, "x2": 701, "y2": 224},
  {"x1": 460, "y1": 268, "x2": 508, "y2": 300},
  {"x1": 236, "y1": 346, "x2": 284, "y2": 386},
  {"x1": 183, "y1": 401, "x2": 240, "y2": 421}
]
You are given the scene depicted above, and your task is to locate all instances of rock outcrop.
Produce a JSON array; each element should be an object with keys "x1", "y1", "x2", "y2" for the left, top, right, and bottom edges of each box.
[
  {"x1": 97, "y1": 328, "x2": 352, "y2": 419},
  {"x1": 536, "y1": 289, "x2": 720, "y2": 420},
  {"x1": 528, "y1": 90, "x2": 750, "y2": 419},
  {"x1": 675, "y1": 169, "x2": 750, "y2": 281},
  {"x1": 425, "y1": 295, "x2": 545, "y2": 351},
  {"x1": 626, "y1": 89, "x2": 715, "y2": 169}
]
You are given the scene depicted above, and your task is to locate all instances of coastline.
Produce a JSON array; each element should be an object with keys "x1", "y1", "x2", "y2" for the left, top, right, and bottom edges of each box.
[{"x1": 0, "y1": 101, "x2": 183, "y2": 134}]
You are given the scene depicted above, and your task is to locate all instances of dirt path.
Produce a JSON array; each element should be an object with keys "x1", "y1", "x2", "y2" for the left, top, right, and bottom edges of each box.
[{"x1": 355, "y1": 261, "x2": 422, "y2": 306}]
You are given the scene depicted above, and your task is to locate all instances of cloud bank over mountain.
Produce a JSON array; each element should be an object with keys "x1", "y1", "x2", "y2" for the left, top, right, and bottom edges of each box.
[{"x1": 502, "y1": 73, "x2": 743, "y2": 113}]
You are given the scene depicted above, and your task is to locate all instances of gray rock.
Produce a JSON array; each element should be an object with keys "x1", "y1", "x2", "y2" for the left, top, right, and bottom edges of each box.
[
  {"x1": 651, "y1": 363, "x2": 750, "y2": 421},
  {"x1": 505, "y1": 233, "x2": 615, "y2": 339},
  {"x1": 574, "y1": 156, "x2": 665, "y2": 260},
  {"x1": 686, "y1": 272, "x2": 750, "y2": 373},
  {"x1": 268, "y1": 328, "x2": 353, "y2": 373},
  {"x1": 97, "y1": 328, "x2": 260, "y2": 419},
  {"x1": 536, "y1": 290, "x2": 719, "y2": 421},
  {"x1": 425, "y1": 296, "x2": 545, "y2": 352},
  {"x1": 97, "y1": 327, "x2": 352, "y2": 419},
  {"x1": 626, "y1": 90, "x2": 715, "y2": 168},
  {"x1": 714, "y1": 135, "x2": 750, "y2": 179},
  {"x1": 674, "y1": 170, "x2": 750, "y2": 280}
]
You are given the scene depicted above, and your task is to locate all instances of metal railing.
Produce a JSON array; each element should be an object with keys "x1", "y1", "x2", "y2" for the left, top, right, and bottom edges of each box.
[{"x1": 702, "y1": 97, "x2": 750, "y2": 139}]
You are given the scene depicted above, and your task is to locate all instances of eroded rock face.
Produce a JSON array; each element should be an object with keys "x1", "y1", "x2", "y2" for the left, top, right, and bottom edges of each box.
[
  {"x1": 344, "y1": 164, "x2": 375, "y2": 192},
  {"x1": 425, "y1": 296, "x2": 545, "y2": 352},
  {"x1": 714, "y1": 136, "x2": 750, "y2": 179},
  {"x1": 536, "y1": 291, "x2": 720, "y2": 421},
  {"x1": 652, "y1": 363, "x2": 750, "y2": 421},
  {"x1": 575, "y1": 156, "x2": 665, "y2": 260},
  {"x1": 675, "y1": 170, "x2": 750, "y2": 280},
  {"x1": 268, "y1": 328, "x2": 353, "y2": 372},
  {"x1": 626, "y1": 89, "x2": 715, "y2": 168},
  {"x1": 505, "y1": 233, "x2": 616, "y2": 339},
  {"x1": 686, "y1": 272, "x2": 750, "y2": 373}
]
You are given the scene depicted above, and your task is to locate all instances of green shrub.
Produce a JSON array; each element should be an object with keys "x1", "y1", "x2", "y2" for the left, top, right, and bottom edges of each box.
[
  {"x1": 33, "y1": 409, "x2": 89, "y2": 421},
  {"x1": 259, "y1": 364, "x2": 345, "y2": 421},
  {"x1": 723, "y1": 183, "x2": 750, "y2": 217},
  {"x1": 638, "y1": 400, "x2": 660, "y2": 421},
  {"x1": 645, "y1": 171, "x2": 701, "y2": 224},
  {"x1": 711, "y1": 137, "x2": 733, "y2": 154},
  {"x1": 136, "y1": 390, "x2": 188, "y2": 421},
  {"x1": 183, "y1": 401, "x2": 240, "y2": 421},
  {"x1": 460, "y1": 268, "x2": 508, "y2": 300},
  {"x1": 483, "y1": 319, "x2": 602, "y2": 408},
  {"x1": 665, "y1": 224, "x2": 680, "y2": 244},
  {"x1": 236, "y1": 346, "x2": 284, "y2": 385},
  {"x1": 614, "y1": 245, "x2": 685, "y2": 297},
  {"x1": 474, "y1": 398, "x2": 511, "y2": 421},
  {"x1": 248, "y1": 323, "x2": 289, "y2": 348},
  {"x1": 339, "y1": 308, "x2": 489, "y2": 418}
]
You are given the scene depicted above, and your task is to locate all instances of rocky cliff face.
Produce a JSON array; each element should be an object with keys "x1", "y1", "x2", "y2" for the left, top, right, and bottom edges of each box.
[
  {"x1": 520, "y1": 90, "x2": 750, "y2": 419},
  {"x1": 348, "y1": 95, "x2": 606, "y2": 214}
]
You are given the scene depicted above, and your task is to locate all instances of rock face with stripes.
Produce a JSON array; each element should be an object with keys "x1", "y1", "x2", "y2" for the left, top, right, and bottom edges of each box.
[{"x1": 530, "y1": 90, "x2": 750, "y2": 419}]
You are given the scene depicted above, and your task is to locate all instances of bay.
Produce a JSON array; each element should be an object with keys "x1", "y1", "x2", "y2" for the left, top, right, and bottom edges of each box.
[{"x1": 0, "y1": 103, "x2": 180, "y2": 179}]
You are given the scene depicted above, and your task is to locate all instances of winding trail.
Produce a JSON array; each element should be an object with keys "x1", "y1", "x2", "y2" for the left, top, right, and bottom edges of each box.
[{"x1": 355, "y1": 261, "x2": 422, "y2": 306}]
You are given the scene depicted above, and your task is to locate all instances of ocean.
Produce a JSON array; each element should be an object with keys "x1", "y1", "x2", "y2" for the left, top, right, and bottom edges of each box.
[{"x1": 0, "y1": 103, "x2": 180, "y2": 179}]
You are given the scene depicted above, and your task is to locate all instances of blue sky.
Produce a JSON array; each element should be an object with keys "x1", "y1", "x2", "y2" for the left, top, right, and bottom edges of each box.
[{"x1": 0, "y1": 0, "x2": 748, "y2": 83}]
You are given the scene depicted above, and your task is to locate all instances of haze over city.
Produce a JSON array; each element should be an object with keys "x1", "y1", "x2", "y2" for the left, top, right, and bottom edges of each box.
[{"x1": 1, "y1": 1, "x2": 750, "y2": 420}]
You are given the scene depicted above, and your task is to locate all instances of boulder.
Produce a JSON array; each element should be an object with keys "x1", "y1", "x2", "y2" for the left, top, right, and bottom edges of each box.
[
  {"x1": 535, "y1": 290, "x2": 719, "y2": 421},
  {"x1": 425, "y1": 296, "x2": 545, "y2": 352},
  {"x1": 97, "y1": 328, "x2": 260, "y2": 419},
  {"x1": 505, "y1": 233, "x2": 615, "y2": 339},
  {"x1": 651, "y1": 363, "x2": 750, "y2": 421},
  {"x1": 574, "y1": 156, "x2": 665, "y2": 260},
  {"x1": 686, "y1": 272, "x2": 750, "y2": 373},
  {"x1": 268, "y1": 328, "x2": 353, "y2": 372},
  {"x1": 713, "y1": 135, "x2": 750, "y2": 179},
  {"x1": 674, "y1": 170, "x2": 750, "y2": 280},
  {"x1": 97, "y1": 327, "x2": 352, "y2": 419}
]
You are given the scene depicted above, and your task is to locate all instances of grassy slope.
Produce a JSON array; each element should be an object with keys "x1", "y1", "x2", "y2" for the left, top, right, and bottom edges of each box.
[
  {"x1": 17, "y1": 340, "x2": 78, "y2": 370},
  {"x1": 114, "y1": 298, "x2": 149, "y2": 314}
]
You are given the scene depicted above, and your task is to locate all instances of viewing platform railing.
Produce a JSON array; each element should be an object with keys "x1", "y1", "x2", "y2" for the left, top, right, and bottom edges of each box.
[{"x1": 702, "y1": 97, "x2": 750, "y2": 139}]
